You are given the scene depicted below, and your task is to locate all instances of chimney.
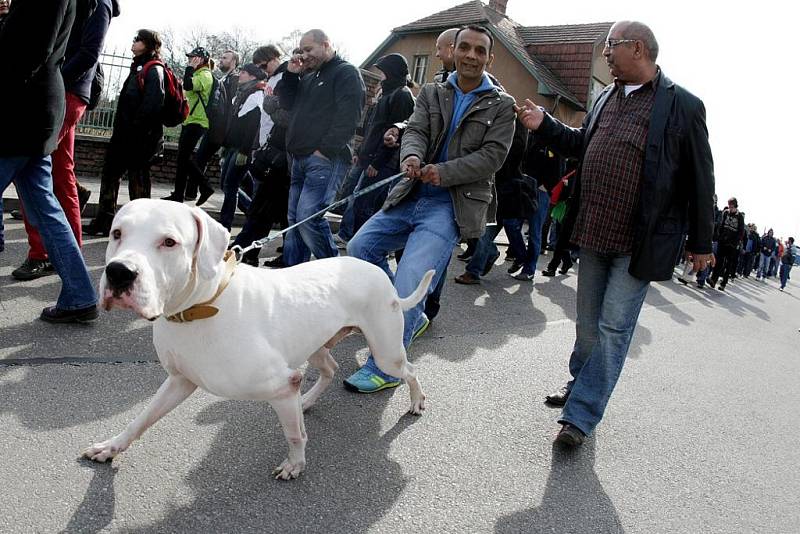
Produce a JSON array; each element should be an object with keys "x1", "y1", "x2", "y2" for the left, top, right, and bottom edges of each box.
[{"x1": 488, "y1": 0, "x2": 508, "y2": 14}]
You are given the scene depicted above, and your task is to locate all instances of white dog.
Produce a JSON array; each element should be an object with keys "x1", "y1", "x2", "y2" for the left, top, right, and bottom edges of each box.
[{"x1": 83, "y1": 198, "x2": 432, "y2": 479}]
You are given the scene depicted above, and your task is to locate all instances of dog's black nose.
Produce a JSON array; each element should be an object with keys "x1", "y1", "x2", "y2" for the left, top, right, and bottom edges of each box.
[{"x1": 105, "y1": 261, "x2": 138, "y2": 289}]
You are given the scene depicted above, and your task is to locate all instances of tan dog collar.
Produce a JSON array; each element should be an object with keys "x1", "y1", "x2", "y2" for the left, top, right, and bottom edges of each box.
[{"x1": 166, "y1": 250, "x2": 237, "y2": 323}]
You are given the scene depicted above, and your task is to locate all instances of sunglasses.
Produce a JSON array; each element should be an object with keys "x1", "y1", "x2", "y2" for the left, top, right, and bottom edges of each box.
[
  {"x1": 604, "y1": 38, "x2": 638, "y2": 49},
  {"x1": 132, "y1": 36, "x2": 143, "y2": 43}
]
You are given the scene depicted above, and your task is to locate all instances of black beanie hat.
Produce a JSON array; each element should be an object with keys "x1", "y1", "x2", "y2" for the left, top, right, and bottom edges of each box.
[{"x1": 374, "y1": 53, "x2": 409, "y2": 80}]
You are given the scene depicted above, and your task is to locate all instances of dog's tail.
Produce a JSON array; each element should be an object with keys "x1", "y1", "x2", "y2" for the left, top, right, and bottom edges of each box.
[{"x1": 398, "y1": 270, "x2": 436, "y2": 311}]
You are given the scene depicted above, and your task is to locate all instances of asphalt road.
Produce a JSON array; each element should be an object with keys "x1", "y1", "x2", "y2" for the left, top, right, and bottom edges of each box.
[{"x1": 1, "y1": 214, "x2": 799, "y2": 533}]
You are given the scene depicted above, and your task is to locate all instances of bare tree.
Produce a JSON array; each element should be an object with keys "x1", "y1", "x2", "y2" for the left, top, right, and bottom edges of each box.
[{"x1": 277, "y1": 29, "x2": 303, "y2": 55}]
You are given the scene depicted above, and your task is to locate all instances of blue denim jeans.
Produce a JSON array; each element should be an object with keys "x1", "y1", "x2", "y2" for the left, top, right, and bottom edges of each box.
[
  {"x1": 348, "y1": 192, "x2": 459, "y2": 367},
  {"x1": 283, "y1": 154, "x2": 347, "y2": 266},
  {"x1": 560, "y1": 249, "x2": 650, "y2": 436},
  {"x1": 757, "y1": 253, "x2": 771, "y2": 278},
  {"x1": 466, "y1": 224, "x2": 502, "y2": 277},
  {"x1": 780, "y1": 263, "x2": 792, "y2": 288},
  {"x1": 219, "y1": 149, "x2": 250, "y2": 230},
  {"x1": 0, "y1": 156, "x2": 96, "y2": 310},
  {"x1": 504, "y1": 189, "x2": 551, "y2": 276},
  {"x1": 336, "y1": 165, "x2": 365, "y2": 241}
]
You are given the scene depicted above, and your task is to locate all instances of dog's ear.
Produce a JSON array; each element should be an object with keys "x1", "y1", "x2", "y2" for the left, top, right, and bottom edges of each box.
[{"x1": 190, "y1": 207, "x2": 230, "y2": 280}]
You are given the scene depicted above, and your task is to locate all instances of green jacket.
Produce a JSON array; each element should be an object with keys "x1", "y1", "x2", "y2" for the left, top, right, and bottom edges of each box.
[
  {"x1": 390, "y1": 80, "x2": 516, "y2": 239},
  {"x1": 184, "y1": 66, "x2": 213, "y2": 128}
]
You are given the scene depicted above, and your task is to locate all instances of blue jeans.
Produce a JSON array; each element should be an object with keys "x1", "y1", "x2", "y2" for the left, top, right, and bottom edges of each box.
[
  {"x1": 560, "y1": 249, "x2": 650, "y2": 436},
  {"x1": 466, "y1": 224, "x2": 502, "y2": 277},
  {"x1": 780, "y1": 263, "x2": 792, "y2": 288},
  {"x1": 336, "y1": 165, "x2": 365, "y2": 240},
  {"x1": 0, "y1": 156, "x2": 96, "y2": 310},
  {"x1": 348, "y1": 192, "x2": 459, "y2": 376},
  {"x1": 219, "y1": 149, "x2": 250, "y2": 230},
  {"x1": 504, "y1": 189, "x2": 551, "y2": 276},
  {"x1": 757, "y1": 253, "x2": 771, "y2": 278},
  {"x1": 283, "y1": 154, "x2": 347, "y2": 266}
]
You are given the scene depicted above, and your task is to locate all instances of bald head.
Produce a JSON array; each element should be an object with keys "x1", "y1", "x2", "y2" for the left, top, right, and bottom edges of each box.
[
  {"x1": 304, "y1": 29, "x2": 330, "y2": 45},
  {"x1": 435, "y1": 28, "x2": 459, "y2": 70},
  {"x1": 613, "y1": 20, "x2": 659, "y2": 61},
  {"x1": 298, "y1": 29, "x2": 334, "y2": 71}
]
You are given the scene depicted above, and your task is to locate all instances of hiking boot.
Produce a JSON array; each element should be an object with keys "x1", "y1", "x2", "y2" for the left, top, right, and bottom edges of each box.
[
  {"x1": 12, "y1": 258, "x2": 55, "y2": 281},
  {"x1": 40, "y1": 304, "x2": 98, "y2": 324},
  {"x1": 343, "y1": 366, "x2": 401, "y2": 393}
]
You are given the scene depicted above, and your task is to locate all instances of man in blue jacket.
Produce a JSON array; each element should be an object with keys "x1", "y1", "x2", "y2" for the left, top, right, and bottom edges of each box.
[
  {"x1": 518, "y1": 20, "x2": 715, "y2": 446},
  {"x1": 0, "y1": 0, "x2": 98, "y2": 323}
]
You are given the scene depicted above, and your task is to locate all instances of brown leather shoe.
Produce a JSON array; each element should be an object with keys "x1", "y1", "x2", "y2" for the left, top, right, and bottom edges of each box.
[
  {"x1": 454, "y1": 272, "x2": 480, "y2": 285},
  {"x1": 545, "y1": 384, "x2": 570, "y2": 406},
  {"x1": 555, "y1": 423, "x2": 585, "y2": 447}
]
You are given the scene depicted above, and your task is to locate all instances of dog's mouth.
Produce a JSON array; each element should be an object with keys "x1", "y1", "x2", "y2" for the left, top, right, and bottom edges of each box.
[{"x1": 102, "y1": 288, "x2": 160, "y2": 321}]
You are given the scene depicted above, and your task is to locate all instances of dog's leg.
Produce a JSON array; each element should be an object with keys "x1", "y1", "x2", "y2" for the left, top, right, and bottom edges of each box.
[
  {"x1": 364, "y1": 327, "x2": 427, "y2": 416},
  {"x1": 270, "y1": 371, "x2": 308, "y2": 480},
  {"x1": 82, "y1": 374, "x2": 197, "y2": 462},
  {"x1": 301, "y1": 347, "x2": 339, "y2": 412}
]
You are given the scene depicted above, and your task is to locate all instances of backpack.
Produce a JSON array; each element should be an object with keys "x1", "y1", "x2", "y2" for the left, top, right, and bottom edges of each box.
[
  {"x1": 194, "y1": 75, "x2": 230, "y2": 145},
  {"x1": 137, "y1": 60, "x2": 189, "y2": 127}
]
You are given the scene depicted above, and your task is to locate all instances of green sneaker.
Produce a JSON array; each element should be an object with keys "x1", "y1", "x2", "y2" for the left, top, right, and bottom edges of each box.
[
  {"x1": 343, "y1": 366, "x2": 401, "y2": 393},
  {"x1": 411, "y1": 313, "x2": 430, "y2": 343}
]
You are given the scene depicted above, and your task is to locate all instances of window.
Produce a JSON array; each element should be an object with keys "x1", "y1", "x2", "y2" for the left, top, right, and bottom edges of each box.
[{"x1": 412, "y1": 55, "x2": 429, "y2": 85}]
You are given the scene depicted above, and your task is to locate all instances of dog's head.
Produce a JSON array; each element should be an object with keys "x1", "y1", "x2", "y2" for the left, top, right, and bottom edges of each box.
[{"x1": 99, "y1": 199, "x2": 230, "y2": 320}]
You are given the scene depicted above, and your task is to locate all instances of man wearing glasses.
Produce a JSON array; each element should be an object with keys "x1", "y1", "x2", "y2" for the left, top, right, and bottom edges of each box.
[{"x1": 517, "y1": 21, "x2": 715, "y2": 446}]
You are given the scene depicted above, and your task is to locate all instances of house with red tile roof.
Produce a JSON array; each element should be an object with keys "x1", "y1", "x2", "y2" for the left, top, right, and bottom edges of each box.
[{"x1": 361, "y1": 0, "x2": 613, "y2": 126}]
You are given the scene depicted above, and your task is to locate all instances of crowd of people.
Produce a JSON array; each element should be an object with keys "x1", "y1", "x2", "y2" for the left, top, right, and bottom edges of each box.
[
  {"x1": 2, "y1": 0, "x2": 797, "y2": 447},
  {"x1": 676, "y1": 198, "x2": 797, "y2": 291}
]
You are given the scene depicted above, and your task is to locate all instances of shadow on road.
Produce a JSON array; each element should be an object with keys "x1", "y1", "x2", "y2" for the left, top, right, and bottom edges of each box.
[
  {"x1": 494, "y1": 438, "x2": 623, "y2": 534},
  {"x1": 62, "y1": 460, "x2": 118, "y2": 534},
  {"x1": 121, "y1": 387, "x2": 418, "y2": 533}
]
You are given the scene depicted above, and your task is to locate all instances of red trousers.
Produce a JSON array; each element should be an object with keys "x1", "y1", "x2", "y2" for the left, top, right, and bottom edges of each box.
[{"x1": 23, "y1": 92, "x2": 87, "y2": 260}]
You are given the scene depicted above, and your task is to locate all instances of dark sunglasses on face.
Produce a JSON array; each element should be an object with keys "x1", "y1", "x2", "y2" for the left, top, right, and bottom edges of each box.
[{"x1": 132, "y1": 36, "x2": 143, "y2": 43}]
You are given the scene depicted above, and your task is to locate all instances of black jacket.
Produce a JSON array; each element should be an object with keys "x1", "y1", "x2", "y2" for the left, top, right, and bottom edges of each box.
[
  {"x1": 0, "y1": 0, "x2": 76, "y2": 156},
  {"x1": 224, "y1": 81, "x2": 263, "y2": 153},
  {"x1": 283, "y1": 55, "x2": 366, "y2": 160},
  {"x1": 535, "y1": 70, "x2": 715, "y2": 281},
  {"x1": 496, "y1": 119, "x2": 538, "y2": 221},
  {"x1": 714, "y1": 208, "x2": 745, "y2": 247},
  {"x1": 63, "y1": 0, "x2": 119, "y2": 103},
  {"x1": 357, "y1": 83, "x2": 415, "y2": 166},
  {"x1": 109, "y1": 53, "x2": 165, "y2": 164}
]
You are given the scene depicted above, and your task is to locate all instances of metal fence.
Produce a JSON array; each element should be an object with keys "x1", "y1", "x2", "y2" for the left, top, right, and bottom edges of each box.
[{"x1": 76, "y1": 48, "x2": 180, "y2": 142}]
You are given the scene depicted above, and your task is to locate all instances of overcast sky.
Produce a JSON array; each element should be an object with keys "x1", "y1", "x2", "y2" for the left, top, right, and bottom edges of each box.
[{"x1": 105, "y1": 0, "x2": 799, "y2": 239}]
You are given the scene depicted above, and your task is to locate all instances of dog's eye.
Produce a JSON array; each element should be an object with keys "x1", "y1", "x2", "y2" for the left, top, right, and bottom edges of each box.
[
  {"x1": 163, "y1": 238, "x2": 177, "y2": 248},
  {"x1": 111, "y1": 229, "x2": 121, "y2": 240}
]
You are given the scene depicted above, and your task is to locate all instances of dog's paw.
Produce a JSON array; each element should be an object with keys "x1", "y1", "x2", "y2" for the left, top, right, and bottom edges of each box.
[
  {"x1": 409, "y1": 396, "x2": 427, "y2": 416},
  {"x1": 272, "y1": 459, "x2": 305, "y2": 480},
  {"x1": 82, "y1": 439, "x2": 125, "y2": 463}
]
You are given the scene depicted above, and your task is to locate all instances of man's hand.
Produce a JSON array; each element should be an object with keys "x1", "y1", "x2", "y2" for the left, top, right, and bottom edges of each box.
[
  {"x1": 263, "y1": 84, "x2": 273, "y2": 96},
  {"x1": 383, "y1": 127, "x2": 400, "y2": 148},
  {"x1": 401, "y1": 156, "x2": 422, "y2": 178},
  {"x1": 188, "y1": 56, "x2": 202, "y2": 69},
  {"x1": 686, "y1": 251, "x2": 715, "y2": 272},
  {"x1": 366, "y1": 165, "x2": 378, "y2": 178},
  {"x1": 515, "y1": 98, "x2": 545, "y2": 131},
  {"x1": 288, "y1": 55, "x2": 304, "y2": 74},
  {"x1": 419, "y1": 164, "x2": 441, "y2": 186},
  {"x1": 312, "y1": 150, "x2": 329, "y2": 161}
]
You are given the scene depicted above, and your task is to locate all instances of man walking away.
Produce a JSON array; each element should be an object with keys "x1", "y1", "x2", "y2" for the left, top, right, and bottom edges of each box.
[{"x1": 708, "y1": 197, "x2": 744, "y2": 291}]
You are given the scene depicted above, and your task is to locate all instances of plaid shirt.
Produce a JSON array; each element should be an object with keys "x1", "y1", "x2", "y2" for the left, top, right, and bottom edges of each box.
[{"x1": 572, "y1": 78, "x2": 657, "y2": 254}]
